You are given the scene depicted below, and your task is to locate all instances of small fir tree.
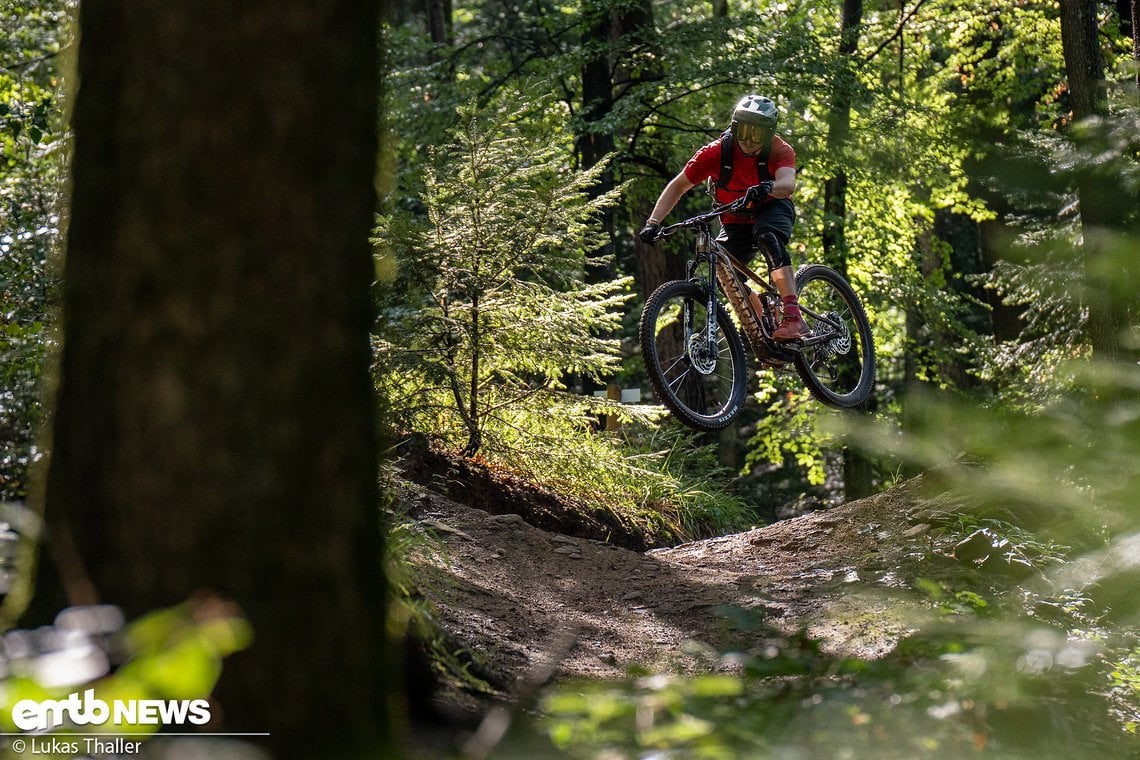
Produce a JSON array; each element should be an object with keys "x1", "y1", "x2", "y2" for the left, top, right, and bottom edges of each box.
[{"x1": 375, "y1": 96, "x2": 631, "y2": 456}]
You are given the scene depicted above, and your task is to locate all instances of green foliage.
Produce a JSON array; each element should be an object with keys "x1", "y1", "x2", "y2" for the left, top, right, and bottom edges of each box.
[
  {"x1": 1, "y1": 0, "x2": 70, "y2": 502},
  {"x1": 374, "y1": 91, "x2": 631, "y2": 455},
  {"x1": 0, "y1": 601, "x2": 250, "y2": 737},
  {"x1": 745, "y1": 385, "x2": 832, "y2": 486},
  {"x1": 834, "y1": 336, "x2": 1140, "y2": 752},
  {"x1": 376, "y1": 0, "x2": 1140, "y2": 505},
  {"x1": 1108, "y1": 646, "x2": 1140, "y2": 734},
  {"x1": 518, "y1": 612, "x2": 1135, "y2": 758},
  {"x1": 494, "y1": 414, "x2": 757, "y2": 541},
  {"x1": 969, "y1": 106, "x2": 1140, "y2": 403},
  {"x1": 375, "y1": 90, "x2": 753, "y2": 539},
  {"x1": 0, "y1": 319, "x2": 47, "y2": 500},
  {"x1": 972, "y1": 253, "x2": 1087, "y2": 404}
]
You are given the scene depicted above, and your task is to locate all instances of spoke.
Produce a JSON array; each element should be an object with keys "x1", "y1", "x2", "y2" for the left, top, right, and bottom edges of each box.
[
  {"x1": 667, "y1": 366, "x2": 693, "y2": 392},
  {"x1": 692, "y1": 377, "x2": 709, "y2": 412},
  {"x1": 660, "y1": 351, "x2": 688, "y2": 379}
]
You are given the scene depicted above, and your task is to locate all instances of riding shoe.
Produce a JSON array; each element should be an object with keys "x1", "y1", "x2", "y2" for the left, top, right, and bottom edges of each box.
[{"x1": 772, "y1": 315, "x2": 809, "y2": 342}]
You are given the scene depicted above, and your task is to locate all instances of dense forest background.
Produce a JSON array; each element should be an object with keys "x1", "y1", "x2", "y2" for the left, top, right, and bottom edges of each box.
[
  {"x1": 378, "y1": 0, "x2": 1140, "y2": 539},
  {"x1": 1, "y1": 0, "x2": 1139, "y2": 757}
]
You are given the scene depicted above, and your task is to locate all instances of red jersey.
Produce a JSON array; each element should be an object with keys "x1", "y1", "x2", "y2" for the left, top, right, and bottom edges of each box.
[{"x1": 682, "y1": 134, "x2": 796, "y2": 225}]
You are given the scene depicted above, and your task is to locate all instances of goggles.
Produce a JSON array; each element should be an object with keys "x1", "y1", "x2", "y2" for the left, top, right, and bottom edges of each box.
[{"x1": 731, "y1": 122, "x2": 770, "y2": 145}]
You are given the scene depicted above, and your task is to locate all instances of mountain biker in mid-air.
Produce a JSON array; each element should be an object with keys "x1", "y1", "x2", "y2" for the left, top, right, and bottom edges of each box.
[{"x1": 638, "y1": 94, "x2": 806, "y2": 341}]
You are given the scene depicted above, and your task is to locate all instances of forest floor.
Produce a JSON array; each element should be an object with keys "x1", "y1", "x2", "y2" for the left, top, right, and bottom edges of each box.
[{"x1": 395, "y1": 445, "x2": 962, "y2": 741}]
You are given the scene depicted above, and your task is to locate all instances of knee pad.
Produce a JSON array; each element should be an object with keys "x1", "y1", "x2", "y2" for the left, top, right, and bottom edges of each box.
[{"x1": 754, "y1": 230, "x2": 791, "y2": 268}]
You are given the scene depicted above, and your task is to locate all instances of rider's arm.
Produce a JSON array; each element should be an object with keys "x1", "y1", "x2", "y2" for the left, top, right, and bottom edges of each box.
[
  {"x1": 768, "y1": 166, "x2": 796, "y2": 199},
  {"x1": 647, "y1": 172, "x2": 697, "y2": 223}
]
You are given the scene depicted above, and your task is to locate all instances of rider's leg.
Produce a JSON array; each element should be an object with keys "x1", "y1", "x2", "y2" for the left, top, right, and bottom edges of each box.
[
  {"x1": 714, "y1": 223, "x2": 752, "y2": 259},
  {"x1": 757, "y1": 231, "x2": 805, "y2": 339},
  {"x1": 752, "y1": 200, "x2": 806, "y2": 341},
  {"x1": 755, "y1": 230, "x2": 794, "y2": 295}
]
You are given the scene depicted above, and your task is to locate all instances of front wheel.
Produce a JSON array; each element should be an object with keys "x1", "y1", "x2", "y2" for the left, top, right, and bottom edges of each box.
[
  {"x1": 793, "y1": 265, "x2": 876, "y2": 409},
  {"x1": 640, "y1": 280, "x2": 748, "y2": 431}
]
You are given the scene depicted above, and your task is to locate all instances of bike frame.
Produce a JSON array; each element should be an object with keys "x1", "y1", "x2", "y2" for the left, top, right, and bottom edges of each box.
[
  {"x1": 643, "y1": 189, "x2": 877, "y2": 421},
  {"x1": 660, "y1": 201, "x2": 846, "y2": 360}
]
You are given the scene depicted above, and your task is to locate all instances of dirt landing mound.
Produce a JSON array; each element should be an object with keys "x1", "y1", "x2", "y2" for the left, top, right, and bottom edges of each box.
[{"x1": 403, "y1": 476, "x2": 937, "y2": 699}]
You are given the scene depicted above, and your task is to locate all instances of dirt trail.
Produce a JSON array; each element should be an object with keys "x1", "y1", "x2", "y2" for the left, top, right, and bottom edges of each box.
[{"x1": 402, "y1": 474, "x2": 940, "y2": 701}]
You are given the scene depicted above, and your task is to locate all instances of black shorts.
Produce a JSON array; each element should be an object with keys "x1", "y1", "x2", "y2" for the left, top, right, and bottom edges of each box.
[{"x1": 716, "y1": 197, "x2": 796, "y2": 267}]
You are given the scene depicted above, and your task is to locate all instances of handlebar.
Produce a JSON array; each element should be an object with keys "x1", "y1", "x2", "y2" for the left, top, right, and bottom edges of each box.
[{"x1": 652, "y1": 185, "x2": 764, "y2": 241}]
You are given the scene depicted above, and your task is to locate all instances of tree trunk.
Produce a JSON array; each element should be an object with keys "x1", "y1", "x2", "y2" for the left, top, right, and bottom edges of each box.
[
  {"x1": 821, "y1": 0, "x2": 873, "y2": 500},
  {"x1": 580, "y1": 0, "x2": 617, "y2": 274},
  {"x1": 1060, "y1": 0, "x2": 1107, "y2": 120},
  {"x1": 1134, "y1": 0, "x2": 1139, "y2": 88},
  {"x1": 426, "y1": 0, "x2": 453, "y2": 46},
  {"x1": 821, "y1": 0, "x2": 862, "y2": 278},
  {"x1": 612, "y1": 0, "x2": 685, "y2": 299},
  {"x1": 572, "y1": 0, "x2": 618, "y2": 399},
  {"x1": 41, "y1": 1, "x2": 387, "y2": 756},
  {"x1": 1059, "y1": 0, "x2": 1119, "y2": 357}
]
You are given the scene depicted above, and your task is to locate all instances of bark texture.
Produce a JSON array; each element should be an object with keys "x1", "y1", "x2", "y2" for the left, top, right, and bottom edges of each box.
[
  {"x1": 45, "y1": 1, "x2": 387, "y2": 755},
  {"x1": 1059, "y1": 0, "x2": 1119, "y2": 358}
]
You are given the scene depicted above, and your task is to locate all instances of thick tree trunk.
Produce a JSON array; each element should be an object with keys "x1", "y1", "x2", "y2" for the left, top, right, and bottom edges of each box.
[
  {"x1": 1060, "y1": 0, "x2": 1107, "y2": 120},
  {"x1": 612, "y1": 0, "x2": 685, "y2": 298},
  {"x1": 42, "y1": 1, "x2": 387, "y2": 756}
]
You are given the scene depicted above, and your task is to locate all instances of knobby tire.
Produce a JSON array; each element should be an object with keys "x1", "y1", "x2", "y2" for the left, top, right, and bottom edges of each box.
[
  {"x1": 792, "y1": 264, "x2": 876, "y2": 409},
  {"x1": 640, "y1": 280, "x2": 747, "y2": 431}
]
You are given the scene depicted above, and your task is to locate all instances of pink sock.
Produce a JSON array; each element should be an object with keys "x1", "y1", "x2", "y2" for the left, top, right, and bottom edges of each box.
[{"x1": 782, "y1": 295, "x2": 801, "y2": 319}]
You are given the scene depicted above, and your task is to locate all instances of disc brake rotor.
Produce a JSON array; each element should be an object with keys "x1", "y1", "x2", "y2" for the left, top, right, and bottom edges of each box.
[{"x1": 687, "y1": 334, "x2": 717, "y2": 375}]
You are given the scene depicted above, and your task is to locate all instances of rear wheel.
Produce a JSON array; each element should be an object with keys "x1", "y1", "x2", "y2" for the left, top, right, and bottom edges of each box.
[
  {"x1": 793, "y1": 265, "x2": 875, "y2": 409},
  {"x1": 640, "y1": 280, "x2": 748, "y2": 431}
]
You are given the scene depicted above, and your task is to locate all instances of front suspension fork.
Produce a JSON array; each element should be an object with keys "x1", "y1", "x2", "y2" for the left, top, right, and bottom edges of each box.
[{"x1": 685, "y1": 229, "x2": 721, "y2": 352}]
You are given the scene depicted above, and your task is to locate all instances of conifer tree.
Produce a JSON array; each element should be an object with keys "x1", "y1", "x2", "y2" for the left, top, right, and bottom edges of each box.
[{"x1": 375, "y1": 96, "x2": 630, "y2": 456}]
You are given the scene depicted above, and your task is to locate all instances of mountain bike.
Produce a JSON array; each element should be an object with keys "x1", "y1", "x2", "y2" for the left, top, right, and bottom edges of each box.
[{"x1": 639, "y1": 191, "x2": 876, "y2": 432}]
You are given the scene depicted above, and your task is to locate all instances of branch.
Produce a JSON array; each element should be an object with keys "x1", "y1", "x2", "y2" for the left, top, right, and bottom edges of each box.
[
  {"x1": 480, "y1": 380, "x2": 553, "y2": 416},
  {"x1": 861, "y1": 0, "x2": 930, "y2": 65},
  {"x1": 625, "y1": 78, "x2": 738, "y2": 155},
  {"x1": 0, "y1": 51, "x2": 57, "y2": 76}
]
